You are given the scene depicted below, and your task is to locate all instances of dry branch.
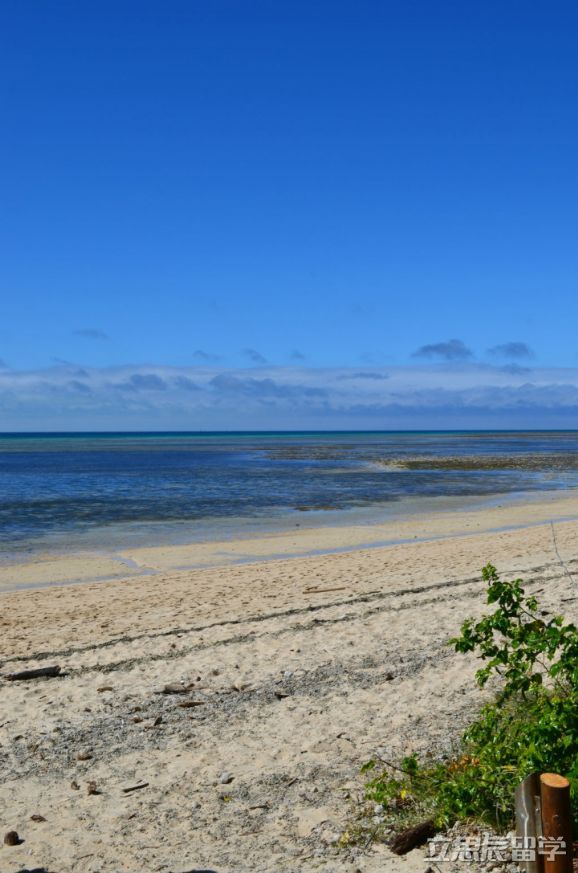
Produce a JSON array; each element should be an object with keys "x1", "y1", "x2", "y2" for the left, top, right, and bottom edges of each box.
[{"x1": 6, "y1": 665, "x2": 61, "y2": 681}]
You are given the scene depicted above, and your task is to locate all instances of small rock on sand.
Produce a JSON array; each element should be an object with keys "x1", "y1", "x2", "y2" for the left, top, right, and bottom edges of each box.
[
  {"x1": 77, "y1": 751, "x2": 93, "y2": 761},
  {"x1": 219, "y1": 772, "x2": 233, "y2": 784},
  {"x1": 4, "y1": 830, "x2": 22, "y2": 846}
]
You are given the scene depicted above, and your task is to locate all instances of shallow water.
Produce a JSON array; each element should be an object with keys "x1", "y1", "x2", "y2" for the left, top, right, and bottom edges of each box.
[{"x1": 1, "y1": 430, "x2": 578, "y2": 554}]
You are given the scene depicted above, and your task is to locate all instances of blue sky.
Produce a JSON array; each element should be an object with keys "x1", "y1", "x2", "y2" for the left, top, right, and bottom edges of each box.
[{"x1": 1, "y1": 1, "x2": 578, "y2": 428}]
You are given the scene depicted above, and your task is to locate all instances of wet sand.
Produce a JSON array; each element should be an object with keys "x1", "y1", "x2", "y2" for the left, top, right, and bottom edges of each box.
[{"x1": 2, "y1": 488, "x2": 578, "y2": 592}]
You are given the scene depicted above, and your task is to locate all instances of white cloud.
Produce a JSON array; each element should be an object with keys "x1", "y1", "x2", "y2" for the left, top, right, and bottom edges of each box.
[{"x1": 1, "y1": 363, "x2": 578, "y2": 429}]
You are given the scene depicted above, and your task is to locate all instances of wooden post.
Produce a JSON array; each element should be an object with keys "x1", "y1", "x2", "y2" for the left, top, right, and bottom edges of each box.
[
  {"x1": 515, "y1": 773, "x2": 543, "y2": 873},
  {"x1": 539, "y1": 773, "x2": 573, "y2": 873}
]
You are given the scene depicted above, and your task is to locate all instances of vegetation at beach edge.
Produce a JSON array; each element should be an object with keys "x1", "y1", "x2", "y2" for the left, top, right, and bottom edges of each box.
[{"x1": 361, "y1": 563, "x2": 578, "y2": 835}]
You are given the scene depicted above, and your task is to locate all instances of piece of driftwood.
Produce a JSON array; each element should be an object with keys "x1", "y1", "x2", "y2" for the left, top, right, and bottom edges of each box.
[
  {"x1": 515, "y1": 772, "x2": 542, "y2": 873},
  {"x1": 6, "y1": 665, "x2": 61, "y2": 681},
  {"x1": 303, "y1": 586, "x2": 348, "y2": 594},
  {"x1": 390, "y1": 819, "x2": 437, "y2": 855},
  {"x1": 122, "y1": 782, "x2": 149, "y2": 793},
  {"x1": 156, "y1": 683, "x2": 195, "y2": 694}
]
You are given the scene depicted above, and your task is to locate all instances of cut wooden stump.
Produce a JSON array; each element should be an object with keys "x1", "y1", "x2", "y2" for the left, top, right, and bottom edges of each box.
[
  {"x1": 390, "y1": 819, "x2": 437, "y2": 855},
  {"x1": 540, "y1": 773, "x2": 573, "y2": 873}
]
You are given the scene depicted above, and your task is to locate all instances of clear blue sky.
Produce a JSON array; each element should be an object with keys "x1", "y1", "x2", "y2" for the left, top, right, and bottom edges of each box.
[{"x1": 1, "y1": 1, "x2": 578, "y2": 428}]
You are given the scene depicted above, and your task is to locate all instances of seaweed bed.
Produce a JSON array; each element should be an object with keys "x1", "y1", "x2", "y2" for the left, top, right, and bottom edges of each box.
[{"x1": 383, "y1": 453, "x2": 578, "y2": 471}]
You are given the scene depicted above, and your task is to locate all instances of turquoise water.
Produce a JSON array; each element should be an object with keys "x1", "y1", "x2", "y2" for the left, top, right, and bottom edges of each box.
[{"x1": 1, "y1": 430, "x2": 578, "y2": 553}]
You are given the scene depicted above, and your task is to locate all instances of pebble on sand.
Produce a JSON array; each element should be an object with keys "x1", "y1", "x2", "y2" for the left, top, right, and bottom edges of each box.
[
  {"x1": 4, "y1": 831, "x2": 22, "y2": 846},
  {"x1": 77, "y1": 751, "x2": 93, "y2": 761}
]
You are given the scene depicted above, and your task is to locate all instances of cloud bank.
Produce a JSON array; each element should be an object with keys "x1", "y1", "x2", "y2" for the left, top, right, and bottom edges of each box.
[{"x1": 2, "y1": 362, "x2": 578, "y2": 430}]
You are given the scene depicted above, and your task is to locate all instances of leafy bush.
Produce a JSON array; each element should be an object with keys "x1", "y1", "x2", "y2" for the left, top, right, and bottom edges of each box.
[{"x1": 363, "y1": 564, "x2": 578, "y2": 829}]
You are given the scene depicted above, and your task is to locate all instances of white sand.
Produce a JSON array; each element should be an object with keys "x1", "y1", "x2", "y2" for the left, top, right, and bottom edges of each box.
[{"x1": 2, "y1": 492, "x2": 578, "y2": 872}]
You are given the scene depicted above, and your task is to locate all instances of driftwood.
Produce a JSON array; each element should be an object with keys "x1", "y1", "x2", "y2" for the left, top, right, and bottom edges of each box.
[
  {"x1": 123, "y1": 782, "x2": 149, "y2": 793},
  {"x1": 6, "y1": 665, "x2": 61, "y2": 681},
  {"x1": 156, "y1": 683, "x2": 195, "y2": 695},
  {"x1": 303, "y1": 586, "x2": 348, "y2": 594},
  {"x1": 390, "y1": 819, "x2": 437, "y2": 855}
]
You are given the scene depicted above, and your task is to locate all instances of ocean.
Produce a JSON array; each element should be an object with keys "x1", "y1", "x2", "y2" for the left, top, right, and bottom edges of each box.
[{"x1": 2, "y1": 430, "x2": 578, "y2": 555}]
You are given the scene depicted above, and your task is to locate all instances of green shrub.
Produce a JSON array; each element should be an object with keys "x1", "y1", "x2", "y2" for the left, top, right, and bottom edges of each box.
[{"x1": 363, "y1": 563, "x2": 578, "y2": 829}]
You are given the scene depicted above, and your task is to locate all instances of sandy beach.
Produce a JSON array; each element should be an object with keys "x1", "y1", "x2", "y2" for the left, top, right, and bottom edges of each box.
[{"x1": 2, "y1": 492, "x2": 578, "y2": 872}]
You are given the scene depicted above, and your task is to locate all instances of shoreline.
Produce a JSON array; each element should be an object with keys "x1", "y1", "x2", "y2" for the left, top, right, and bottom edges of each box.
[{"x1": 2, "y1": 486, "x2": 578, "y2": 593}]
